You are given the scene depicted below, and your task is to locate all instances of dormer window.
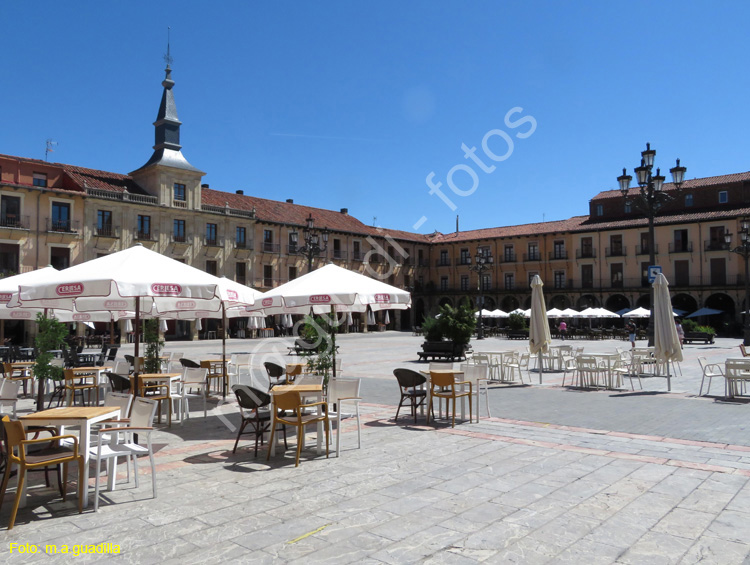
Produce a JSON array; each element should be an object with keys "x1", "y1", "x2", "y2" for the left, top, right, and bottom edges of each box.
[
  {"x1": 173, "y1": 183, "x2": 186, "y2": 201},
  {"x1": 719, "y1": 191, "x2": 728, "y2": 204},
  {"x1": 33, "y1": 172, "x2": 47, "y2": 188},
  {"x1": 685, "y1": 194, "x2": 693, "y2": 207},
  {"x1": 596, "y1": 204, "x2": 603, "y2": 216}
]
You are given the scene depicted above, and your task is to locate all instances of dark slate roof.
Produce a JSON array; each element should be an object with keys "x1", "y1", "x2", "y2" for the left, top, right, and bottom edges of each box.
[{"x1": 591, "y1": 171, "x2": 750, "y2": 201}]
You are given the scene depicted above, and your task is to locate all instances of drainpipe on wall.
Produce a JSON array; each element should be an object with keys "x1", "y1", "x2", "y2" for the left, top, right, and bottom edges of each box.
[{"x1": 34, "y1": 189, "x2": 42, "y2": 269}]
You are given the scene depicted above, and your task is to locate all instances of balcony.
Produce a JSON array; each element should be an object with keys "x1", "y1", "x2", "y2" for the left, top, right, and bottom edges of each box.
[
  {"x1": 47, "y1": 219, "x2": 80, "y2": 235},
  {"x1": 171, "y1": 233, "x2": 190, "y2": 244},
  {"x1": 417, "y1": 259, "x2": 429, "y2": 267},
  {"x1": 501, "y1": 252, "x2": 516, "y2": 263},
  {"x1": 0, "y1": 215, "x2": 29, "y2": 230},
  {"x1": 135, "y1": 229, "x2": 154, "y2": 241},
  {"x1": 668, "y1": 242, "x2": 693, "y2": 253},
  {"x1": 704, "y1": 240, "x2": 730, "y2": 251},
  {"x1": 435, "y1": 258, "x2": 451, "y2": 267},
  {"x1": 94, "y1": 225, "x2": 120, "y2": 238},
  {"x1": 286, "y1": 244, "x2": 298, "y2": 255},
  {"x1": 333, "y1": 249, "x2": 348, "y2": 261},
  {"x1": 173, "y1": 199, "x2": 187, "y2": 209},
  {"x1": 576, "y1": 248, "x2": 596, "y2": 259},
  {"x1": 261, "y1": 242, "x2": 280, "y2": 253},
  {"x1": 549, "y1": 250, "x2": 568, "y2": 260},
  {"x1": 234, "y1": 239, "x2": 253, "y2": 250},
  {"x1": 523, "y1": 252, "x2": 541, "y2": 262},
  {"x1": 636, "y1": 244, "x2": 659, "y2": 255},
  {"x1": 605, "y1": 246, "x2": 626, "y2": 257},
  {"x1": 203, "y1": 236, "x2": 224, "y2": 247},
  {"x1": 458, "y1": 257, "x2": 472, "y2": 266}
]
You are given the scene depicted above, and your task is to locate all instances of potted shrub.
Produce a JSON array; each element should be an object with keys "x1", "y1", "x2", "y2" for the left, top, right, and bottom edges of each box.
[
  {"x1": 300, "y1": 315, "x2": 335, "y2": 390},
  {"x1": 143, "y1": 318, "x2": 165, "y2": 374},
  {"x1": 437, "y1": 301, "x2": 475, "y2": 357},
  {"x1": 33, "y1": 313, "x2": 67, "y2": 408}
]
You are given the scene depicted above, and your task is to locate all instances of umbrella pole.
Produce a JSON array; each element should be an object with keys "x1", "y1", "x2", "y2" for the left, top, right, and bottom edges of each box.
[
  {"x1": 222, "y1": 303, "x2": 227, "y2": 399},
  {"x1": 134, "y1": 297, "x2": 140, "y2": 375},
  {"x1": 109, "y1": 319, "x2": 115, "y2": 346},
  {"x1": 331, "y1": 305, "x2": 336, "y2": 380},
  {"x1": 538, "y1": 351, "x2": 543, "y2": 384}
]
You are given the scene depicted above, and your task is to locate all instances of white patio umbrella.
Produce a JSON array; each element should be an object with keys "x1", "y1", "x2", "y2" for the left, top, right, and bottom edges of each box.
[
  {"x1": 491, "y1": 309, "x2": 509, "y2": 318},
  {"x1": 594, "y1": 307, "x2": 620, "y2": 318},
  {"x1": 653, "y1": 273, "x2": 682, "y2": 391},
  {"x1": 159, "y1": 318, "x2": 169, "y2": 333},
  {"x1": 546, "y1": 307, "x2": 564, "y2": 317},
  {"x1": 560, "y1": 308, "x2": 579, "y2": 317},
  {"x1": 622, "y1": 307, "x2": 651, "y2": 318},
  {"x1": 253, "y1": 263, "x2": 411, "y2": 377},
  {"x1": 17, "y1": 246, "x2": 256, "y2": 382},
  {"x1": 529, "y1": 275, "x2": 551, "y2": 384},
  {"x1": 367, "y1": 309, "x2": 376, "y2": 326}
]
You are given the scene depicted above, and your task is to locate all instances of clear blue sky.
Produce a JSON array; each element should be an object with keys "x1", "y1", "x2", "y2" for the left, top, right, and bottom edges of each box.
[{"x1": 2, "y1": 1, "x2": 749, "y2": 235}]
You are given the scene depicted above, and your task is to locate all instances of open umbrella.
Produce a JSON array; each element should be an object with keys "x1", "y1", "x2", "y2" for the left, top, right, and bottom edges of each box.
[
  {"x1": 529, "y1": 275, "x2": 551, "y2": 384},
  {"x1": 560, "y1": 308, "x2": 579, "y2": 317},
  {"x1": 254, "y1": 263, "x2": 411, "y2": 378},
  {"x1": 622, "y1": 307, "x2": 650, "y2": 318},
  {"x1": 491, "y1": 309, "x2": 509, "y2": 318},
  {"x1": 686, "y1": 307, "x2": 723, "y2": 318},
  {"x1": 546, "y1": 307, "x2": 564, "y2": 317},
  {"x1": 653, "y1": 273, "x2": 682, "y2": 391}
]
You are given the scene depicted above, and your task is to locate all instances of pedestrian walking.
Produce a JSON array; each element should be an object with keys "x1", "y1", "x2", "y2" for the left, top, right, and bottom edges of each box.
[
  {"x1": 558, "y1": 320, "x2": 567, "y2": 340},
  {"x1": 627, "y1": 320, "x2": 637, "y2": 349},
  {"x1": 675, "y1": 319, "x2": 684, "y2": 348}
]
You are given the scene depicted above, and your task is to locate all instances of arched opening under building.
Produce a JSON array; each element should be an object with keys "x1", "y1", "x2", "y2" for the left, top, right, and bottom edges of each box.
[
  {"x1": 577, "y1": 294, "x2": 600, "y2": 309},
  {"x1": 501, "y1": 296, "x2": 519, "y2": 312},
  {"x1": 605, "y1": 294, "x2": 630, "y2": 313},
  {"x1": 414, "y1": 298, "x2": 425, "y2": 326},
  {"x1": 671, "y1": 293, "x2": 698, "y2": 316},
  {"x1": 704, "y1": 293, "x2": 736, "y2": 333},
  {"x1": 636, "y1": 294, "x2": 651, "y2": 309},
  {"x1": 549, "y1": 295, "x2": 570, "y2": 309}
]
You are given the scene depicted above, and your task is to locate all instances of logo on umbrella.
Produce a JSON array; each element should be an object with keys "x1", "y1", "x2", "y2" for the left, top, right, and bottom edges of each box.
[
  {"x1": 262, "y1": 298, "x2": 273, "y2": 307},
  {"x1": 10, "y1": 311, "x2": 31, "y2": 319},
  {"x1": 310, "y1": 295, "x2": 331, "y2": 303},
  {"x1": 73, "y1": 313, "x2": 91, "y2": 321},
  {"x1": 104, "y1": 300, "x2": 128, "y2": 309},
  {"x1": 176, "y1": 300, "x2": 197, "y2": 309},
  {"x1": 0, "y1": 293, "x2": 12, "y2": 303},
  {"x1": 226, "y1": 290, "x2": 238, "y2": 300},
  {"x1": 375, "y1": 294, "x2": 391, "y2": 303},
  {"x1": 151, "y1": 283, "x2": 182, "y2": 296},
  {"x1": 56, "y1": 283, "x2": 84, "y2": 296}
]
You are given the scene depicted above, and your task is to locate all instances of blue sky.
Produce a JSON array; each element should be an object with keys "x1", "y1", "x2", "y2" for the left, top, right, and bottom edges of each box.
[{"x1": 2, "y1": 1, "x2": 749, "y2": 235}]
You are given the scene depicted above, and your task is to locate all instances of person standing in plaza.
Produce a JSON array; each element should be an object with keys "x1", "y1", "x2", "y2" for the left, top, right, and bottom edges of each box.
[
  {"x1": 558, "y1": 319, "x2": 567, "y2": 340},
  {"x1": 675, "y1": 319, "x2": 684, "y2": 348},
  {"x1": 627, "y1": 320, "x2": 637, "y2": 349}
]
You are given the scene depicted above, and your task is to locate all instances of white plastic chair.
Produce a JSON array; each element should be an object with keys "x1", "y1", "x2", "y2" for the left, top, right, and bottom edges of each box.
[
  {"x1": 91, "y1": 396, "x2": 159, "y2": 511},
  {"x1": 327, "y1": 378, "x2": 361, "y2": 457},
  {"x1": 698, "y1": 357, "x2": 725, "y2": 397},
  {"x1": 459, "y1": 363, "x2": 491, "y2": 421},
  {"x1": 504, "y1": 352, "x2": 529, "y2": 383},
  {"x1": 227, "y1": 354, "x2": 251, "y2": 387},
  {"x1": 181, "y1": 367, "x2": 209, "y2": 420},
  {"x1": 0, "y1": 378, "x2": 19, "y2": 418}
]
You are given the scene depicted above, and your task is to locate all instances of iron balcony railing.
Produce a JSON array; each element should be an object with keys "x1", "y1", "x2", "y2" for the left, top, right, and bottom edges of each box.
[
  {"x1": 605, "y1": 246, "x2": 626, "y2": 257},
  {"x1": 549, "y1": 250, "x2": 568, "y2": 260},
  {"x1": 262, "y1": 242, "x2": 280, "y2": 253},
  {"x1": 668, "y1": 242, "x2": 693, "y2": 253},
  {"x1": 576, "y1": 248, "x2": 596, "y2": 259},
  {"x1": 135, "y1": 230, "x2": 154, "y2": 241},
  {"x1": 234, "y1": 239, "x2": 253, "y2": 250},
  {"x1": 435, "y1": 258, "x2": 451, "y2": 267},
  {"x1": 704, "y1": 240, "x2": 730, "y2": 251},
  {"x1": 47, "y1": 219, "x2": 80, "y2": 234},
  {"x1": 0, "y1": 215, "x2": 29, "y2": 229},
  {"x1": 636, "y1": 244, "x2": 659, "y2": 255}
]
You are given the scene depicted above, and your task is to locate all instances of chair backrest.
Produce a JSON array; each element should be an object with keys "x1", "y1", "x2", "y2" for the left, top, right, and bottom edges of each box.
[
  {"x1": 106, "y1": 347, "x2": 119, "y2": 362},
  {"x1": 577, "y1": 356, "x2": 599, "y2": 369},
  {"x1": 231, "y1": 353, "x2": 251, "y2": 366},
  {"x1": 179, "y1": 358, "x2": 201, "y2": 369},
  {"x1": 697, "y1": 356, "x2": 707, "y2": 371},
  {"x1": 232, "y1": 384, "x2": 271, "y2": 410},
  {"x1": 273, "y1": 391, "x2": 302, "y2": 412},
  {"x1": 472, "y1": 354, "x2": 489, "y2": 365},
  {"x1": 0, "y1": 379, "x2": 19, "y2": 400},
  {"x1": 393, "y1": 368, "x2": 426, "y2": 389},
  {"x1": 112, "y1": 359, "x2": 130, "y2": 375},
  {"x1": 459, "y1": 363, "x2": 488, "y2": 382},
  {"x1": 183, "y1": 367, "x2": 208, "y2": 386},
  {"x1": 328, "y1": 378, "x2": 361, "y2": 404},
  {"x1": 130, "y1": 397, "x2": 159, "y2": 428},
  {"x1": 1, "y1": 416, "x2": 25, "y2": 457},
  {"x1": 429, "y1": 362, "x2": 454, "y2": 371},
  {"x1": 103, "y1": 391, "x2": 134, "y2": 419},
  {"x1": 106, "y1": 372, "x2": 132, "y2": 393},
  {"x1": 168, "y1": 351, "x2": 184, "y2": 362},
  {"x1": 430, "y1": 371, "x2": 456, "y2": 389},
  {"x1": 740, "y1": 344, "x2": 749, "y2": 357},
  {"x1": 264, "y1": 362, "x2": 284, "y2": 378}
]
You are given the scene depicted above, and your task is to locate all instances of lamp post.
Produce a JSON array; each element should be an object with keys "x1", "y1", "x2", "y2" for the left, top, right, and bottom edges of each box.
[
  {"x1": 290, "y1": 214, "x2": 329, "y2": 273},
  {"x1": 617, "y1": 143, "x2": 686, "y2": 345},
  {"x1": 725, "y1": 218, "x2": 750, "y2": 345},
  {"x1": 468, "y1": 247, "x2": 494, "y2": 340}
]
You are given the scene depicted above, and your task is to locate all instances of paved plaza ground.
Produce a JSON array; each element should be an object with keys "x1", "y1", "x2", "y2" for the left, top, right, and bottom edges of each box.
[{"x1": 3, "y1": 332, "x2": 750, "y2": 563}]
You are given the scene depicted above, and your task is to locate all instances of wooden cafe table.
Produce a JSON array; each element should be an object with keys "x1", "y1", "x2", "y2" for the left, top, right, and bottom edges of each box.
[
  {"x1": 268, "y1": 378, "x2": 324, "y2": 457},
  {"x1": 200, "y1": 358, "x2": 228, "y2": 398},
  {"x1": 131, "y1": 373, "x2": 182, "y2": 397},
  {"x1": 19, "y1": 406, "x2": 120, "y2": 509}
]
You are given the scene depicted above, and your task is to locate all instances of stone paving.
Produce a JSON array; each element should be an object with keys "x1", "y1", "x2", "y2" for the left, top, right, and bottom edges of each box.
[{"x1": 2, "y1": 332, "x2": 750, "y2": 563}]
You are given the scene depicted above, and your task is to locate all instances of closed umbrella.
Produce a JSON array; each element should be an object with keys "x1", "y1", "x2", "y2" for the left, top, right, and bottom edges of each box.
[
  {"x1": 367, "y1": 309, "x2": 376, "y2": 326},
  {"x1": 196, "y1": 318, "x2": 203, "y2": 331},
  {"x1": 529, "y1": 275, "x2": 551, "y2": 384},
  {"x1": 125, "y1": 319, "x2": 133, "y2": 333},
  {"x1": 346, "y1": 312, "x2": 353, "y2": 327},
  {"x1": 384, "y1": 311, "x2": 390, "y2": 325},
  {"x1": 159, "y1": 318, "x2": 169, "y2": 333},
  {"x1": 653, "y1": 273, "x2": 682, "y2": 391}
]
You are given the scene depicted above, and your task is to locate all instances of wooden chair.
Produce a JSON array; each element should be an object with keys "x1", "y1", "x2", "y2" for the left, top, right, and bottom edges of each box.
[
  {"x1": 427, "y1": 371, "x2": 472, "y2": 428},
  {"x1": 0, "y1": 416, "x2": 84, "y2": 529},
  {"x1": 2, "y1": 363, "x2": 34, "y2": 398},
  {"x1": 64, "y1": 368, "x2": 99, "y2": 406},
  {"x1": 266, "y1": 391, "x2": 329, "y2": 467},
  {"x1": 740, "y1": 344, "x2": 750, "y2": 358}
]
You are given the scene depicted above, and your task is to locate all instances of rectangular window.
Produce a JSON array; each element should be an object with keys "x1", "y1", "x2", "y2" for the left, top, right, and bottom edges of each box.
[
  {"x1": 624, "y1": 201, "x2": 632, "y2": 213},
  {"x1": 609, "y1": 234, "x2": 623, "y2": 256},
  {"x1": 235, "y1": 262, "x2": 246, "y2": 285},
  {"x1": 673, "y1": 229, "x2": 689, "y2": 252},
  {"x1": 0, "y1": 195, "x2": 21, "y2": 228},
  {"x1": 417, "y1": 248, "x2": 424, "y2": 266},
  {"x1": 205, "y1": 223, "x2": 218, "y2": 246},
  {"x1": 97, "y1": 210, "x2": 112, "y2": 236},
  {"x1": 503, "y1": 244, "x2": 515, "y2": 262},
  {"x1": 710, "y1": 258, "x2": 726, "y2": 286},
  {"x1": 440, "y1": 276, "x2": 448, "y2": 291},
  {"x1": 610, "y1": 263, "x2": 623, "y2": 288},
  {"x1": 287, "y1": 231, "x2": 298, "y2": 254},
  {"x1": 235, "y1": 226, "x2": 246, "y2": 248},
  {"x1": 205, "y1": 260, "x2": 218, "y2": 276},
  {"x1": 460, "y1": 275, "x2": 469, "y2": 291},
  {"x1": 639, "y1": 232, "x2": 650, "y2": 255},
  {"x1": 173, "y1": 219, "x2": 186, "y2": 242},
  {"x1": 0, "y1": 243, "x2": 19, "y2": 276},
  {"x1": 674, "y1": 260, "x2": 690, "y2": 286},
  {"x1": 173, "y1": 183, "x2": 186, "y2": 201},
  {"x1": 460, "y1": 248, "x2": 470, "y2": 265},
  {"x1": 51, "y1": 202, "x2": 71, "y2": 231},
  {"x1": 353, "y1": 241, "x2": 362, "y2": 261},
  {"x1": 596, "y1": 204, "x2": 603, "y2": 216},
  {"x1": 50, "y1": 247, "x2": 70, "y2": 270},
  {"x1": 581, "y1": 264, "x2": 593, "y2": 289},
  {"x1": 527, "y1": 242, "x2": 539, "y2": 261},
  {"x1": 554, "y1": 271, "x2": 565, "y2": 289},
  {"x1": 719, "y1": 191, "x2": 728, "y2": 204},
  {"x1": 137, "y1": 215, "x2": 151, "y2": 240},
  {"x1": 289, "y1": 266, "x2": 297, "y2": 281},
  {"x1": 708, "y1": 226, "x2": 726, "y2": 251},
  {"x1": 504, "y1": 273, "x2": 514, "y2": 290},
  {"x1": 553, "y1": 240, "x2": 565, "y2": 260},
  {"x1": 685, "y1": 194, "x2": 693, "y2": 207},
  {"x1": 481, "y1": 273, "x2": 491, "y2": 291},
  {"x1": 263, "y1": 265, "x2": 273, "y2": 288},
  {"x1": 580, "y1": 236, "x2": 593, "y2": 258},
  {"x1": 33, "y1": 172, "x2": 47, "y2": 188},
  {"x1": 439, "y1": 249, "x2": 449, "y2": 266},
  {"x1": 333, "y1": 239, "x2": 342, "y2": 259}
]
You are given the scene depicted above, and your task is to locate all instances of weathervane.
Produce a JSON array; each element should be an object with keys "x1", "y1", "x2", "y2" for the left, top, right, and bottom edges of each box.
[{"x1": 163, "y1": 26, "x2": 173, "y2": 68}]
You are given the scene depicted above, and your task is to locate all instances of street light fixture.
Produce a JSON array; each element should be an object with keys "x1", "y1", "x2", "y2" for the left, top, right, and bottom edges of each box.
[
  {"x1": 468, "y1": 247, "x2": 494, "y2": 340},
  {"x1": 290, "y1": 213, "x2": 329, "y2": 273},
  {"x1": 725, "y1": 218, "x2": 750, "y2": 345},
  {"x1": 617, "y1": 143, "x2": 686, "y2": 345}
]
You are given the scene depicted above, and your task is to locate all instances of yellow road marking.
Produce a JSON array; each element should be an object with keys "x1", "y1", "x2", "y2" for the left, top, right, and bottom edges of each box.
[{"x1": 287, "y1": 524, "x2": 329, "y2": 544}]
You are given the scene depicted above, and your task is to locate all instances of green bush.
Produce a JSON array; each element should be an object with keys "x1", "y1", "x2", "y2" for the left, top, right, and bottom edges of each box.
[
  {"x1": 33, "y1": 313, "x2": 68, "y2": 408},
  {"x1": 508, "y1": 313, "x2": 528, "y2": 331},
  {"x1": 421, "y1": 316, "x2": 443, "y2": 342},
  {"x1": 437, "y1": 301, "x2": 475, "y2": 346},
  {"x1": 681, "y1": 319, "x2": 715, "y2": 335},
  {"x1": 143, "y1": 318, "x2": 165, "y2": 374}
]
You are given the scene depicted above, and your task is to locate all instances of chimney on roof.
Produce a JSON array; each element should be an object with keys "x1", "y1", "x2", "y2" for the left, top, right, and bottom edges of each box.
[
  {"x1": 340, "y1": 208, "x2": 348, "y2": 214},
  {"x1": 286, "y1": 199, "x2": 294, "y2": 204},
  {"x1": 456, "y1": 215, "x2": 459, "y2": 233},
  {"x1": 235, "y1": 190, "x2": 244, "y2": 195},
  {"x1": 201, "y1": 183, "x2": 209, "y2": 189}
]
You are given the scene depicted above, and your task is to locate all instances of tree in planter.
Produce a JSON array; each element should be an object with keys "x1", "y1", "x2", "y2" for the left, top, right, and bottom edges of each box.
[
  {"x1": 33, "y1": 313, "x2": 68, "y2": 408},
  {"x1": 507, "y1": 313, "x2": 528, "y2": 331},
  {"x1": 437, "y1": 301, "x2": 475, "y2": 349},
  {"x1": 299, "y1": 315, "x2": 335, "y2": 389},
  {"x1": 143, "y1": 318, "x2": 165, "y2": 374},
  {"x1": 421, "y1": 316, "x2": 444, "y2": 342}
]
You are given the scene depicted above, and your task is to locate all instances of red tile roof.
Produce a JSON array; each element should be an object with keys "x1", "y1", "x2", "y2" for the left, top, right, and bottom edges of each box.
[
  {"x1": 429, "y1": 216, "x2": 591, "y2": 243},
  {"x1": 63, "y1": 164, "x2": 149, "y2": 195},
  {"x1": 579, "y1": 206, "x2": 750, "y2": 231},
  {"x1": 592, "y1": 171, "x2": 750, "y2": 201}
]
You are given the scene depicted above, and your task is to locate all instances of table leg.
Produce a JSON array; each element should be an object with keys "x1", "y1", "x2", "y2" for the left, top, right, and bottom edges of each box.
[{"x1": 80, "y1": 423, "x2": 91, "y2": 509}]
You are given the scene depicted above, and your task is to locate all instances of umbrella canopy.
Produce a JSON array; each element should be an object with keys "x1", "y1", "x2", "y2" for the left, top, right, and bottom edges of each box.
[
  {"x1": 686, "y1": 307, "x2": 723, "y2": 318},
  {"x1": 559, "y1": 308, "x2": 579, "y2": 317},
  {"x1": 653, "y1": 273, "x2": 682, "y2": 391},
  {"x1": 491, "y1": 309, "x2": 509, "y2": 318},
  {"x1": 529, "y1": 276, "x2": 551, "y2": 383},
  {"x1": 546, "y1": 307, "x2": 564, "y2": 317},
  {"x1": 509, "y1": 308, "x2": 531, "y2": 318},
  {"x1": 0, "y1": 267, "x2": 61, "y2": 319},
  {"x1": 475, "y1": 309, "x2": 496, "y2": 318},
  {"x1": 622, "y1": 307, "x2": 650, "y2": 318},
  {"x1": 255, "y1": 263, "x2": 411, "y2": 315}
]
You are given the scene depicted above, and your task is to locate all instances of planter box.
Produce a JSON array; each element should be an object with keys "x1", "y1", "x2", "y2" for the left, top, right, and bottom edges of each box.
[
  {"x1": 683, "y1": 331, "x2": 714, "y2": 344},
  {"x1": 417, "y1": 341, "x2": 468, "y2": 362}
]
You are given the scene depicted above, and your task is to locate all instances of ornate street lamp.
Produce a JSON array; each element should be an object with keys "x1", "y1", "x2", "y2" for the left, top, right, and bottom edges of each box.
[
  {"x1": 290, "y1": 214, "x2": 329, "y2": 273},
  {"x1": 725, "y1": 218, "x2": 750, "y2": 345},
  {"x1": 468, "y1": 247, "x2": 494, "y2": 340},
  {"x1": 617, "y1": 143, "x2": 686, "y2": 345}
]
